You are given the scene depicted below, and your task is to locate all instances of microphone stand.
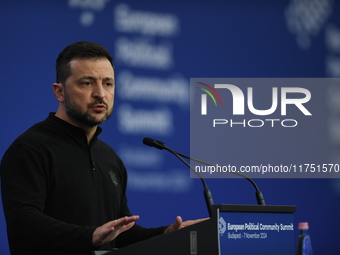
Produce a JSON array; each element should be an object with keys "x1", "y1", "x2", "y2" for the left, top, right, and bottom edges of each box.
[
  {"x1": 167, "y1": 147, "x2": 266, "y2": 206},
  {"x1": 143, "y1": 137, "x2": 266, "y2": 217},
  {"x1": 154, "y1": 141, "x2": 215, "y2": 217}
]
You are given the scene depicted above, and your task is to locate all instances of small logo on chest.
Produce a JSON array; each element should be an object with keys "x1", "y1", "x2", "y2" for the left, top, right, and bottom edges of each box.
[{"x1": 109, "y1": 171, "x2": 118, "y2": 186}]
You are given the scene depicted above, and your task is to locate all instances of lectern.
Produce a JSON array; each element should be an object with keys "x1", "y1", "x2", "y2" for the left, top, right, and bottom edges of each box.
[{"x1": 94, "y1": 204, "x2": 296, "y2": 255}]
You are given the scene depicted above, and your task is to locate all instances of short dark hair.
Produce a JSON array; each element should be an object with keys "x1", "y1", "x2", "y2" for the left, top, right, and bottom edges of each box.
[{"x1": 56, "y1": 41, "x2": 114, "y2": 85}]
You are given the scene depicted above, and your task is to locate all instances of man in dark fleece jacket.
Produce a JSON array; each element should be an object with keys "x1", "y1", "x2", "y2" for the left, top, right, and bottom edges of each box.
[{"x1": 0, "y1": 41, "x2": 201, "y2": 255}]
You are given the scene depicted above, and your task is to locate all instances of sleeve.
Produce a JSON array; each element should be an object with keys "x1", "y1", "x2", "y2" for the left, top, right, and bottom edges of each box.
[
  {"x1": 0, "y1": 144, "x2": 96, "y2": 253},
  {"x1": 113, "y1": 155, "x2": 168, "y2": 248}
]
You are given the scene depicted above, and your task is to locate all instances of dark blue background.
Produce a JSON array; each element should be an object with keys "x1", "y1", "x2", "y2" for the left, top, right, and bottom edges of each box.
[{"x1": 1, "y1": 0, "x2": 339, "y2": 254}]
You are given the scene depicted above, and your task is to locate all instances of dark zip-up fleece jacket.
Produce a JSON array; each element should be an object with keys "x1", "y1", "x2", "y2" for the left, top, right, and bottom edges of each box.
[{"x1": 1, "y1": 113, "x2": 166, "y2": 255}]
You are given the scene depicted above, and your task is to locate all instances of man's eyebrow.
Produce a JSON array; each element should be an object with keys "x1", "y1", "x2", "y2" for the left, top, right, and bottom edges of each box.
[
  {"x1": 78, "y1": 76, "x2": 114, "y2": 81},
  {"x1": 103, "y1": 77, "x2": 114, "y2": 82}
]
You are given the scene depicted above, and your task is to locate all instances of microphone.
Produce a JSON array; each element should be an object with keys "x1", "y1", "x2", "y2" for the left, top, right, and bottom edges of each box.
[
  {"x1": 143, "y1": 137, "x2": 165, "y2": 150},
  {"x1": 143, "y1": 137, "x2": 215, "y2": 217},
  {"x1": 143, "y1": 137, "x2": 266, "y2": 208}
]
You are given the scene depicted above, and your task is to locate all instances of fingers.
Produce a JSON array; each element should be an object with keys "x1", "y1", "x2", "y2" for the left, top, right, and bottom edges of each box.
[
  {"x1": 113, "y1": 215, "x2": 139, "y2": 228},
  {"x1": 115, "y1": 221, "x2": 135, "y2": 233},
  {"x1": 171, "y1": 216, "x2": 183, "y2": 230},
  {"x1": 181, "y1": 217, "x2": 209, "y2": 227},
  {"x1": 164, "y1": 216, "x2": 183, "y2": 234},
  {"x1": 164, "y1": 216, "x2": 210, "y2": 234},
  {"x1": 174, "y1": 216, "x2": 182, "y2": 227},
  {"x1": 112, "y1": 217, "x2": 137, "y2": 234},
  {"x1": 92, "y1": 215, "x2": 139, "y2": 247},
  {"x1": 110, "y1": 216, "x2": 139, "y2": 234}
]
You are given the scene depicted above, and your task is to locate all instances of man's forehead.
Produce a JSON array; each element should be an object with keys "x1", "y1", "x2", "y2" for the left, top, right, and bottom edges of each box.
[
  {"x1": 69, "y1": 58, "x2": 114, "y2": 74},
  {"x1": 69, "y1": 57, "x2": 112, "y2": 66}
]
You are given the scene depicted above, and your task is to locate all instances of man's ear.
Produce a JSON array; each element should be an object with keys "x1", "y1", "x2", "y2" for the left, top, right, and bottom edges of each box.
[{"x1": 52, "y1": 83, "x2": 64, "y2": 102}]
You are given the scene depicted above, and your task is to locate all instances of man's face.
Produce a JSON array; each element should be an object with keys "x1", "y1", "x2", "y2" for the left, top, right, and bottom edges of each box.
[{"x1": 63, "y1": 58, "x2": 115, "y2": 128}]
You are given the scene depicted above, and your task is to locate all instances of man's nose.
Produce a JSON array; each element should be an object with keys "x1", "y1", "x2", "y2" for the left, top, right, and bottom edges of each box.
[{"x1": 92, "y1": 84, "x2": 105, "y2": 98}]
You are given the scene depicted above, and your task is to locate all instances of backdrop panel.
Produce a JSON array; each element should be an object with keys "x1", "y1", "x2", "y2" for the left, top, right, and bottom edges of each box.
[{"x1": 1, "y1": 0, "x2": 340, "y2": 254}]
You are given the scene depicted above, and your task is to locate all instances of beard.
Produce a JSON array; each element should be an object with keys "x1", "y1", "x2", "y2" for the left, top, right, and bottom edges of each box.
[{"x1": 64, "y1": 91, "x2": 112, "y2": 127}]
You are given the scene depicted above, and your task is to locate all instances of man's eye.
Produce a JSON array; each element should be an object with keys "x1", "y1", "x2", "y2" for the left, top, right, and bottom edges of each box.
[{"x1": 82, "y1": 81, "x2": 91, "y2": 86}]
